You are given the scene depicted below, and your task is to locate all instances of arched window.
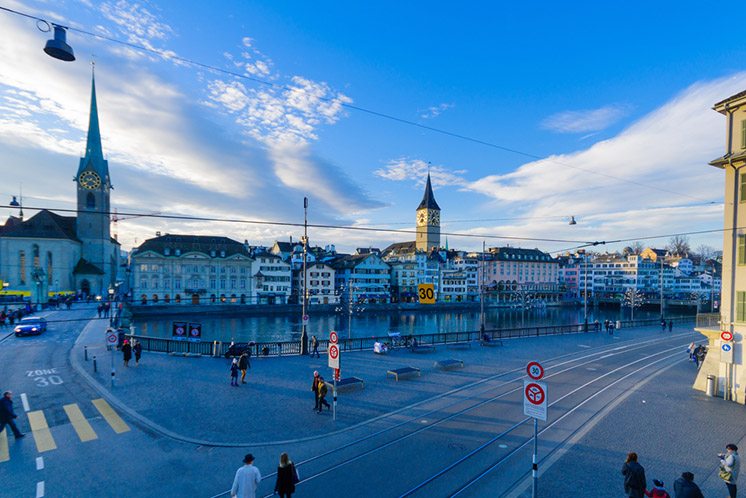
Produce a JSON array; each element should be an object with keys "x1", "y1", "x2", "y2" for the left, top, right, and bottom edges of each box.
[
  {"x1": 19, "y1": 250, "x2": 26, "y2": 284},
  {"x1": 152, "y1": 294, "x2": 159, "y2": 303},
  {"x1": 164, "y1": 294, "x2": 171, "y2": 303},
  {"x1": 86, "y1": 192, "x2": 95, "y2": 209},
  {"x1": 32, "y1": 244, "x2": 40, "y2": 267},
  {"x1": 140, "y1": 294, "x2": 148, "y2": 305},
  {"x1": 175, "y1": 294, "x2": 181, "y2": 303}
]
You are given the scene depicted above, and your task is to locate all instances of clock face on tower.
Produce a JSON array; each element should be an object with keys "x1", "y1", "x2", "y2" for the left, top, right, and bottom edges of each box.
[
  {"x1": 417, "y1": 211, "x2": 427, "y2": 226},
  {"x1": 429, "y1": 210, "x2": 440, "y2": 225},
  {"x1": 79, "y1": 171, "x2": 101, "y2": 190}
]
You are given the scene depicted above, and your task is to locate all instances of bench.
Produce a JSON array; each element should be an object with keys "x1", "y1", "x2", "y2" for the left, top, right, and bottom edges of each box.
[
  {"x1": 411, "y1": 344, "x2": 436, "y2": 353},
  {"x1": 325, "y1": 377, "x2": 364, "y2": 391},
  {"x1": 435, "y1": 359, "x2": 464, "y2": 370},
  {"x1": 480, "y1": 339, "x2": 502, "y2": 347},
  {"x1": 387, "y1": 366, "x2": 421, "y2": 381},
  {"x1": 446, "y1": 341, "x2": 472, "y2": 349}
]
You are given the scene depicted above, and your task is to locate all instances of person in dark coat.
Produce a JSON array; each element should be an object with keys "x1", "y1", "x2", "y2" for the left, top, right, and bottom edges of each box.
[
  {"x1": 238, "y1": 352, "x2": 249, "y2": 384},
  {"x1": 133, "y1": 340, "x2": 142, "y2": 366},
  {"x1": 310, "y1": 335, "x2": 320, "y2": 358},
  {"x1": 274, "y1": 452, "x2": 297, "y2": 498},
  {"x1": 673, "y1": 472, "x2": 704, "y2": 498},
  {"x1": 317, "y1": 377, "x2": 330, "y2": 413},
  {"x1": 230, "y1": 359, "x2": 239, "y2": 386},
  {"x1": 668, "y1": 320, "x2": 673, "y2": 332},
  {"x1": 622, "y1": 452, "x2": 647, "y2": 498},
  {"x1": 311, "y1": 371, "x2": 320, "y2": 411},
  {"x1": 122, "y1": 339, "x2": 132, "y2": 367},
  {"x1": 0, "y1": 391, "x2": 24, "y2": 438}
]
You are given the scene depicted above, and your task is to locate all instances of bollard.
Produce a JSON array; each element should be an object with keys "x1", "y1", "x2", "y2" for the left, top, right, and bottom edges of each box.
[
  {"x1": 706, "y1": 375, "x2": 717, "y2": 397},
  {"x1": 93, "y1": 356, "x2": 97, "y2": 373},
  {"x1": 111, "y1": 367, "x2": 116, "y2": 387},
  {"x1": 84, "y1": 345, "x2": 88, "y2": 361}
]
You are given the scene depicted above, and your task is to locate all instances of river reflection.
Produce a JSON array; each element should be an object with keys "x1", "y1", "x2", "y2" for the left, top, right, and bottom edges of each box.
[{"x1": 135, "y1": 306, "x2": 694, "y2": 343}]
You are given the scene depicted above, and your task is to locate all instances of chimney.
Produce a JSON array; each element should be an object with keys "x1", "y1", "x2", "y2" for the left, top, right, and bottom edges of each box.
[{"x1": 156, "y1": 231, "x2": 161, "y2": 237}]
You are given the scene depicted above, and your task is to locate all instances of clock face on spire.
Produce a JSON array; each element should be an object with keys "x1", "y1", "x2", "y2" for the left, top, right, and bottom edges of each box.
[
  {"x1": 79, "y1": 171, "x2": 101, "y2": 190},
  {"x1": 429, "y1": 210, "x2": 440, "y2": 225},
  {"x1": 417, "y1": 210, "x2": 427, "y2": 226}
]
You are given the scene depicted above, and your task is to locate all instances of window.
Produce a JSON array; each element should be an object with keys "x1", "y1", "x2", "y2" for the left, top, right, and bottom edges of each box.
[
  {"x1": 86, "y1": 192, "x2": 95, "y2": 209},
  {"x1": 738, "y1": 291, "x2": 746, "y2": 322},
  {"x1": 742, "y1": 119, "x2": 746, "y2": 149},
  {"x1": 19, "y1": 250, "x2": 26, "y2": 284},
  {"x1": 741, "y1": 172, "x2": 746, "y2": 203},
  {"x1": 740, "y1": 235, "x2": 746, "y2": 265}
]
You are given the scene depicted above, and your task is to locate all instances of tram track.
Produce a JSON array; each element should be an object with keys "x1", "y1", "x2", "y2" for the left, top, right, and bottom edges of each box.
[{"x1": 235, "y1": 332, "x2": 696, "y2": 498}]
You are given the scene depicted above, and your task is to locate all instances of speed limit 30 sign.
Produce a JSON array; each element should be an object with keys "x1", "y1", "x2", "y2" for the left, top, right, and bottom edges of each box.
[{"x1": 527, "y1": 361, "x2": 544, "y2": 380}]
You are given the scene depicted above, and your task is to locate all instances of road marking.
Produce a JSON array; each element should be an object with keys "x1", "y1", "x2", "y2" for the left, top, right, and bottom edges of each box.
[
  {"x1": 36, "y1": 456, "x2": 44, "y2": 470},
  {"x1": 578, "y1": 344, "x2": 590, "y2": 348},
  {"x1": 36, "y1": 481, "x2": 44, "y2": 498},
  {"x1": 0, "y1": 428, "x2": 8, "y2": 463},
  {"x1": 20, "y1": 393, "x2": 30, "y2": 412},
  {"x1": 599, "y1": 354, "x2": 614, "y2": 359},
  {"x1": 91, "y1": 399, "x2": 130, "y2": 434},
  {"x1": 27, "y1": 411, "x2": 57, "y2": 452},
  {"x1": 63, "y1": 404, "x2": 98, "y2": 442}
]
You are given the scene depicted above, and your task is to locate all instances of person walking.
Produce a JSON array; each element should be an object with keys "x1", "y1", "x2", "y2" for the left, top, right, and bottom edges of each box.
[
  {"x1": 644, "y1": 479, "x2": 670, "y2": 498},
  {"x1": 310, "y1": 335, "x2": 320, "y2": 358},
  {"x1": 668, "y1": 320, "x2": 673, "y2": 332},
  {"x1": 661, "y1": 319, "x2": 666, "y2": 332},
  {"x1": 311, "y1": 371, "x2": 320, "y2": 411},
  {"x1": 622, "y1": 452, "x2": 647, "y2": 498},
  {"x1": 317, "y1": 376, "x2": 330, "y2": 413},
  {"x1": 238, "y1": 352, "x2": 249, "y2": 384},
  {"x1": 0, "y1": 391, "x2": 24, "y2": 439},
  {"x1": 230, "y1": 359, "x2": 240, "y2": 386},
  {"x1": 122, "y1": 339, "x2": 132, "y2": 367},
  {"x1": 133, "y1": 340, "x2": 142, "y2": 366},
  {"x1": 274, "y1": 452, "x2": 298, "y2": 498},
  {"x1": 231, "y1": 453, "x2": 262, "y2": 498},
  {"x1": 673, "y1": 472, "x2": 704, "y2": 498},
  {"x1": 719, "y1": 443, "x2": 741, "y2": 498}
]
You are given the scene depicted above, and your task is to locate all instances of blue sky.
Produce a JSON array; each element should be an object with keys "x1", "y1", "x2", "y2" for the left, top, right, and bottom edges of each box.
[{"x1": 1, "y1": 0, "x2": 745, "y2": 254}]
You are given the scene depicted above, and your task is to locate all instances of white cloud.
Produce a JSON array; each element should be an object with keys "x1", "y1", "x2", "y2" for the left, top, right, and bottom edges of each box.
[
  {"x1": 419, "y1": 102, "x2": 454, "y2": 120},
  {"x1": 541, "y1": 104, "x2": 631, "y2": 134},
  {"x1": 374, "y1": 158, "x2": 468, "y2": 188}
]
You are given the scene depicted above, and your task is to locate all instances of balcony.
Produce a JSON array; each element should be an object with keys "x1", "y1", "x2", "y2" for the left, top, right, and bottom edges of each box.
[{"x1": 695, "y1": 312, "x2": 720, "y2": 329}]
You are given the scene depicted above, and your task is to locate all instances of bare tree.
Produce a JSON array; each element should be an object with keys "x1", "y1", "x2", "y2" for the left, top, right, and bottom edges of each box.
[
  {"x1": 667, "y1": 235, "x2": 691, "y2": 257},
  {"x1": 621, "y1": 288, "x2": 646, "y2": 320},
  {"x1": 630, "y1": 241, "x2": 644, "y2": 254},
  {"x1": 695, "y1": 244, "x2": 716, "y2": 261}
]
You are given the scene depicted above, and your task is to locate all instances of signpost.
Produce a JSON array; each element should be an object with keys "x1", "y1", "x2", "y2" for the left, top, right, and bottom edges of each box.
[
  {"x1": 328, "y1": 331, "x2": 339, "y2": 420},
  {"x1": 721, "y1": 340, "x2": 734, "y2": 364},
  {"x1": 721, "y1": 330, "x2": 733, "y2": 342},
  {"x1": 418, "y1": 284, "x2": 435, "y2": 304},
  {"x1": 523, "y1": 361, "x2": 547, "y2": 498},
  {"x1": 105, "y1": 328, "x2": 118, "y2": 350},
  {"x1": 172, "y1": 322, "x2": 187, "y2": 341},
  {"x1": 187, "y1": 322, "x2": 202, "y2": 342}
]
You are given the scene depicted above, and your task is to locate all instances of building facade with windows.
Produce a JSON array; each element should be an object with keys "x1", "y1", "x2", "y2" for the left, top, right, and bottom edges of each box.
[
  {"x1": 478, "y1": 247, "x2": 562, "y2": 303},
  {"x1": 250, "y1": 249, "x2": 292, "y2": 304},
  {"x1": 332, "y1": 252, "x2": 391, "y2": 304},
  {"x1": 292, "y1": 262, "x2": 338, "y2": 305}
]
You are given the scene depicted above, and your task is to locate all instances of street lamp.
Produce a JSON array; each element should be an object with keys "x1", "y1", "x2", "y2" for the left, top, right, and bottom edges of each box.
[
  {"x1": 300, "y1": 197, "x2": 309, "y2": 355},
  {"x1": 108, "y1": 287, "x2": 115, "y2": 327},
  {"x1": 43, "y1": 24, "x2": 75, "y2": 61}
]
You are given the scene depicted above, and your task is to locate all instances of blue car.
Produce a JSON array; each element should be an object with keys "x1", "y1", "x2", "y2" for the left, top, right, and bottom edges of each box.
[{"x1": 14, "y1": 316, "x2": 47, "y2": 336}]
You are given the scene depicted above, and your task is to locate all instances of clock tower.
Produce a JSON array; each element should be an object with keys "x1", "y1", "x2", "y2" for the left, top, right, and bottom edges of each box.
[
  {"x1": 74, "y1": 71, "x2": 115, "y2": 294},
  {"x1": 415, "y1": 173, "x2": 441, "y2": 252}
]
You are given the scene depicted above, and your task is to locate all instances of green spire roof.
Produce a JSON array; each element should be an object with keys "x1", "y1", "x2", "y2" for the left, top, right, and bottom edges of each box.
[{"x1": 77, "y1": 71, "x2": 110, "y2": 182}]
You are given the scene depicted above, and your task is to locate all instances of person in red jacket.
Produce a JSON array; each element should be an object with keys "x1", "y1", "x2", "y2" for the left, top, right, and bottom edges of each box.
[{"x1": 644, "y1": 479, "x2": 670, "y2": 498}]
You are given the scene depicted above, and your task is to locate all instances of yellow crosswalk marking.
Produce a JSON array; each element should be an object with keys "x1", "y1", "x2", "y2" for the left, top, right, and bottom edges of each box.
[
  {"x1": 63, "y1": 404, "x2": 98, "y2": 442},
  {"x1": 0, "y1": 428, "x2": 8, "y2": 463},
  {"x1": 27, "y1": 411, "x2": 56, "y2": 452},
  {"x1": 91, "y1": 399, "x2": 129, "y2": 434}
]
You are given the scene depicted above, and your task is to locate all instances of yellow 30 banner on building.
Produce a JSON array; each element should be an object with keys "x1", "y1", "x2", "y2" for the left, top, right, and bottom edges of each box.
[{"x1": 418, "y1": 284, "x2": 435, "y2": 304}]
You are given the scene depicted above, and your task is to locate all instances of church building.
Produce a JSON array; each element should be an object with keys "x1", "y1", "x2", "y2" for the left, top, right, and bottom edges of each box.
[{"x1": 0, "y1": 73, "x2": 120, "y2": 301}]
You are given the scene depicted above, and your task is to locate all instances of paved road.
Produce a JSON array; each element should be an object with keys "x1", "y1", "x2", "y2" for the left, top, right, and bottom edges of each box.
[{"x1": 3, "y1": 313, "x2": 722, "y2": 498}]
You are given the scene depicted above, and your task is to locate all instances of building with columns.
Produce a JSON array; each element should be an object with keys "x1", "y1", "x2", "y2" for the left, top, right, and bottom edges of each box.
[{"x1": 0, "y1": 73, "x2": 119, "y2": 301}]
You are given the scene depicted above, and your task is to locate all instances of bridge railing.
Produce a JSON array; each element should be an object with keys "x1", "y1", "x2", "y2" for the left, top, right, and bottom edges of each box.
[
  {"x1": 695, "y1": 313, "x2": 721, "y2": 329},
  {"x1": 127, "y1": 317, "x2": 696, "y2": 358}
]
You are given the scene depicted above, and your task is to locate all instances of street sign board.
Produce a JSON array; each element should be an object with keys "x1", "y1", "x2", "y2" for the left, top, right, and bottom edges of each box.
[
  {"x1": 188, "y1": 322, "x2": 202, "y2": 342},
  {"x1": 106, "y1": 328, "x2": 118, "y2": 347},
  {"x1": 721, "y1": 340, "x2": 734, "y2": 364},
  {"x1": 527, "y1": 361, "x2": 544, "y2": 380},
  {"x1": 329, "y1": 331, "x2": 338, "y2": 344},
  {"x1": 328, "y1": 343, "x2": 340, "y2": 369},
  {"x1": 303, "y1": 315, "x2": 309, "y2": 325},
  {"x1": 172, "y1": 322, "x2": 187, "y2": 341},
  {"x1": 418, "y1": 284, "x2": 435, "y2": 304},
  {"x1": 523, "y1": 380, "x2": 547, "y2": 421},
  {"x1": 721, "y1": 331, "x2": 733, "y2": 342}
]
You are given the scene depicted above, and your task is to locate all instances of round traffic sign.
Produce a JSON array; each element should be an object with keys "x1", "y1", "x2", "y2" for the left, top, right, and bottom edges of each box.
[
  {"x1": 722, "y1": 343, "x2": 732, "y2": 352},
  {"x1": 329, "y1": 331, "x2": 338, "y2": 344},
  {"x1": 527, "y1": 361, "x2": 544, "y2": 380},
  {"x1": 106, "y1": 331, "x2": 117, "y2": 344},
  {"x1": 174, "y1": 326, "x2": 185, "y2": 337},
  {"x1": 525, "y1": 383, "x2": 545, "y2": 405},
  {"x1": 329, "y1": 344, "x2": 339, "y2": 359},
  {"x1": 721, "y1": 331, "x2": 733, "y2": 342}
]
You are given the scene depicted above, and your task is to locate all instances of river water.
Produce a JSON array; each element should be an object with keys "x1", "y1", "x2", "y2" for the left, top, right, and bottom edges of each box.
[{"x1": 134, "y1": 306, "x2": 694, "y2": 343}]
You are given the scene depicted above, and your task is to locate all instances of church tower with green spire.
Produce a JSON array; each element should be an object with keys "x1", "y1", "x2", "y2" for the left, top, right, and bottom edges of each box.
[
  {"x1": 415, "y1": 173, "x2": 441, "y2": 252},
  {"x1": 74, "y1": 70, "x2": 117, "y2": 295}
]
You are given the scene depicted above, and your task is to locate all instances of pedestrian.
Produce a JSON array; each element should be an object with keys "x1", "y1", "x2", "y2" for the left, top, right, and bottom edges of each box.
[
  {"x1": 133, "y1": 340, "x2": 142, "y2": 366},
  {"x1": 238, "y1": 352, "x2": 249, "y2": 384},
  {"x1": 644, "y1": 479, "x2": 670, "y2": 498},
  {"x1": 719, "y1": 443, "x2": 740, "y2": 498},
  {"x1": 274, "y1": 452, "x2": 298, "y2": 498},
  {"x1": 0, "y1": 391, "x2": 24, "y2": 439},
  {"x1": 673, "y1": 471, "x2": 704, "y2": 498},
  {"x1": 311, "y1": 370, "x2": 320, "y2": 411},
  {"x1": 231, "y1": 453, "x2": 261, "y2": 498},
  {"x1": 622, "y1": 452, "x2": 647, "y2": 498},
  {"x1": 97, "y1": 303, "x2": 103, "y2": 318},
  {"x1": 317, "y1": 376, "x2": 331, "y2": 413},
  {"x1": 230, "y1": 358, "x2": 239, "y2": 386},
  {"x1": 122, "y1": 339, "x2": 132, "y2": 367},
  {"x1": 668, "y1": 320, "x2": 673, "y2": 332},
  {"x1": 609, "y1": 321, "x2": 615, "y2": 335},
  {"x1": 661, "y1": 319, "x2": 666, "y2": 332},
  {"x1": 310, "y1": 335, "x2": 320, "y2": 358}
]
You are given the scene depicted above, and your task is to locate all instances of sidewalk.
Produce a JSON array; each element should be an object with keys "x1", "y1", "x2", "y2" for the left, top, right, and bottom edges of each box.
[{"x1": 70, "y1": 318, "x2": 698, "y2": 447}]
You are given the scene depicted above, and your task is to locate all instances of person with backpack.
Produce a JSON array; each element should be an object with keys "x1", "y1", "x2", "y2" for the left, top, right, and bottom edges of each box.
[
  {"x1": 316, "y1": 376, "x2": 330, "y2": 413},
  {"x1": 719, "y1": 443, "x2": 740, "y2": 498},
  {"x1": 622, "y1": 452, "x2": 647, "y2": 498},
  {"x1": 645, "y1": 479, "x2": 670, "y2": 498}
]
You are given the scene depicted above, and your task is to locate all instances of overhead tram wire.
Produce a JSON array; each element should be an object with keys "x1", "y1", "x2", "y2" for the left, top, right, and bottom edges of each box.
[
  {"x1": 9, "y1": 204, "x2": 595, "y2": 245},
  {"x1": 0, "y1": 6, "x2": 720, "y2": 207}
]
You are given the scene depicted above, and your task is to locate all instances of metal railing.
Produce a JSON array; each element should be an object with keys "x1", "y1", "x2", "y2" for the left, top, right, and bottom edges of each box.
[{"x1": 695, "y1": 313, "x2": 721, "y2": 329}]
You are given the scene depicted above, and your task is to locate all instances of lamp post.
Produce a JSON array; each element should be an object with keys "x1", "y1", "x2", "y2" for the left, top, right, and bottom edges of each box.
[
  {"x1": 659, "y1": 253, "x2": 665, "y2": 320},
  {"x1": 299, "y1": 197, "x2": 309, "y2": 355},
  {"x1": 108, "y1": 286, "x2": 115, "y2": 327},
  {"x1": 480, "y1": 241, "x2": 485, "y2": 339}
]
